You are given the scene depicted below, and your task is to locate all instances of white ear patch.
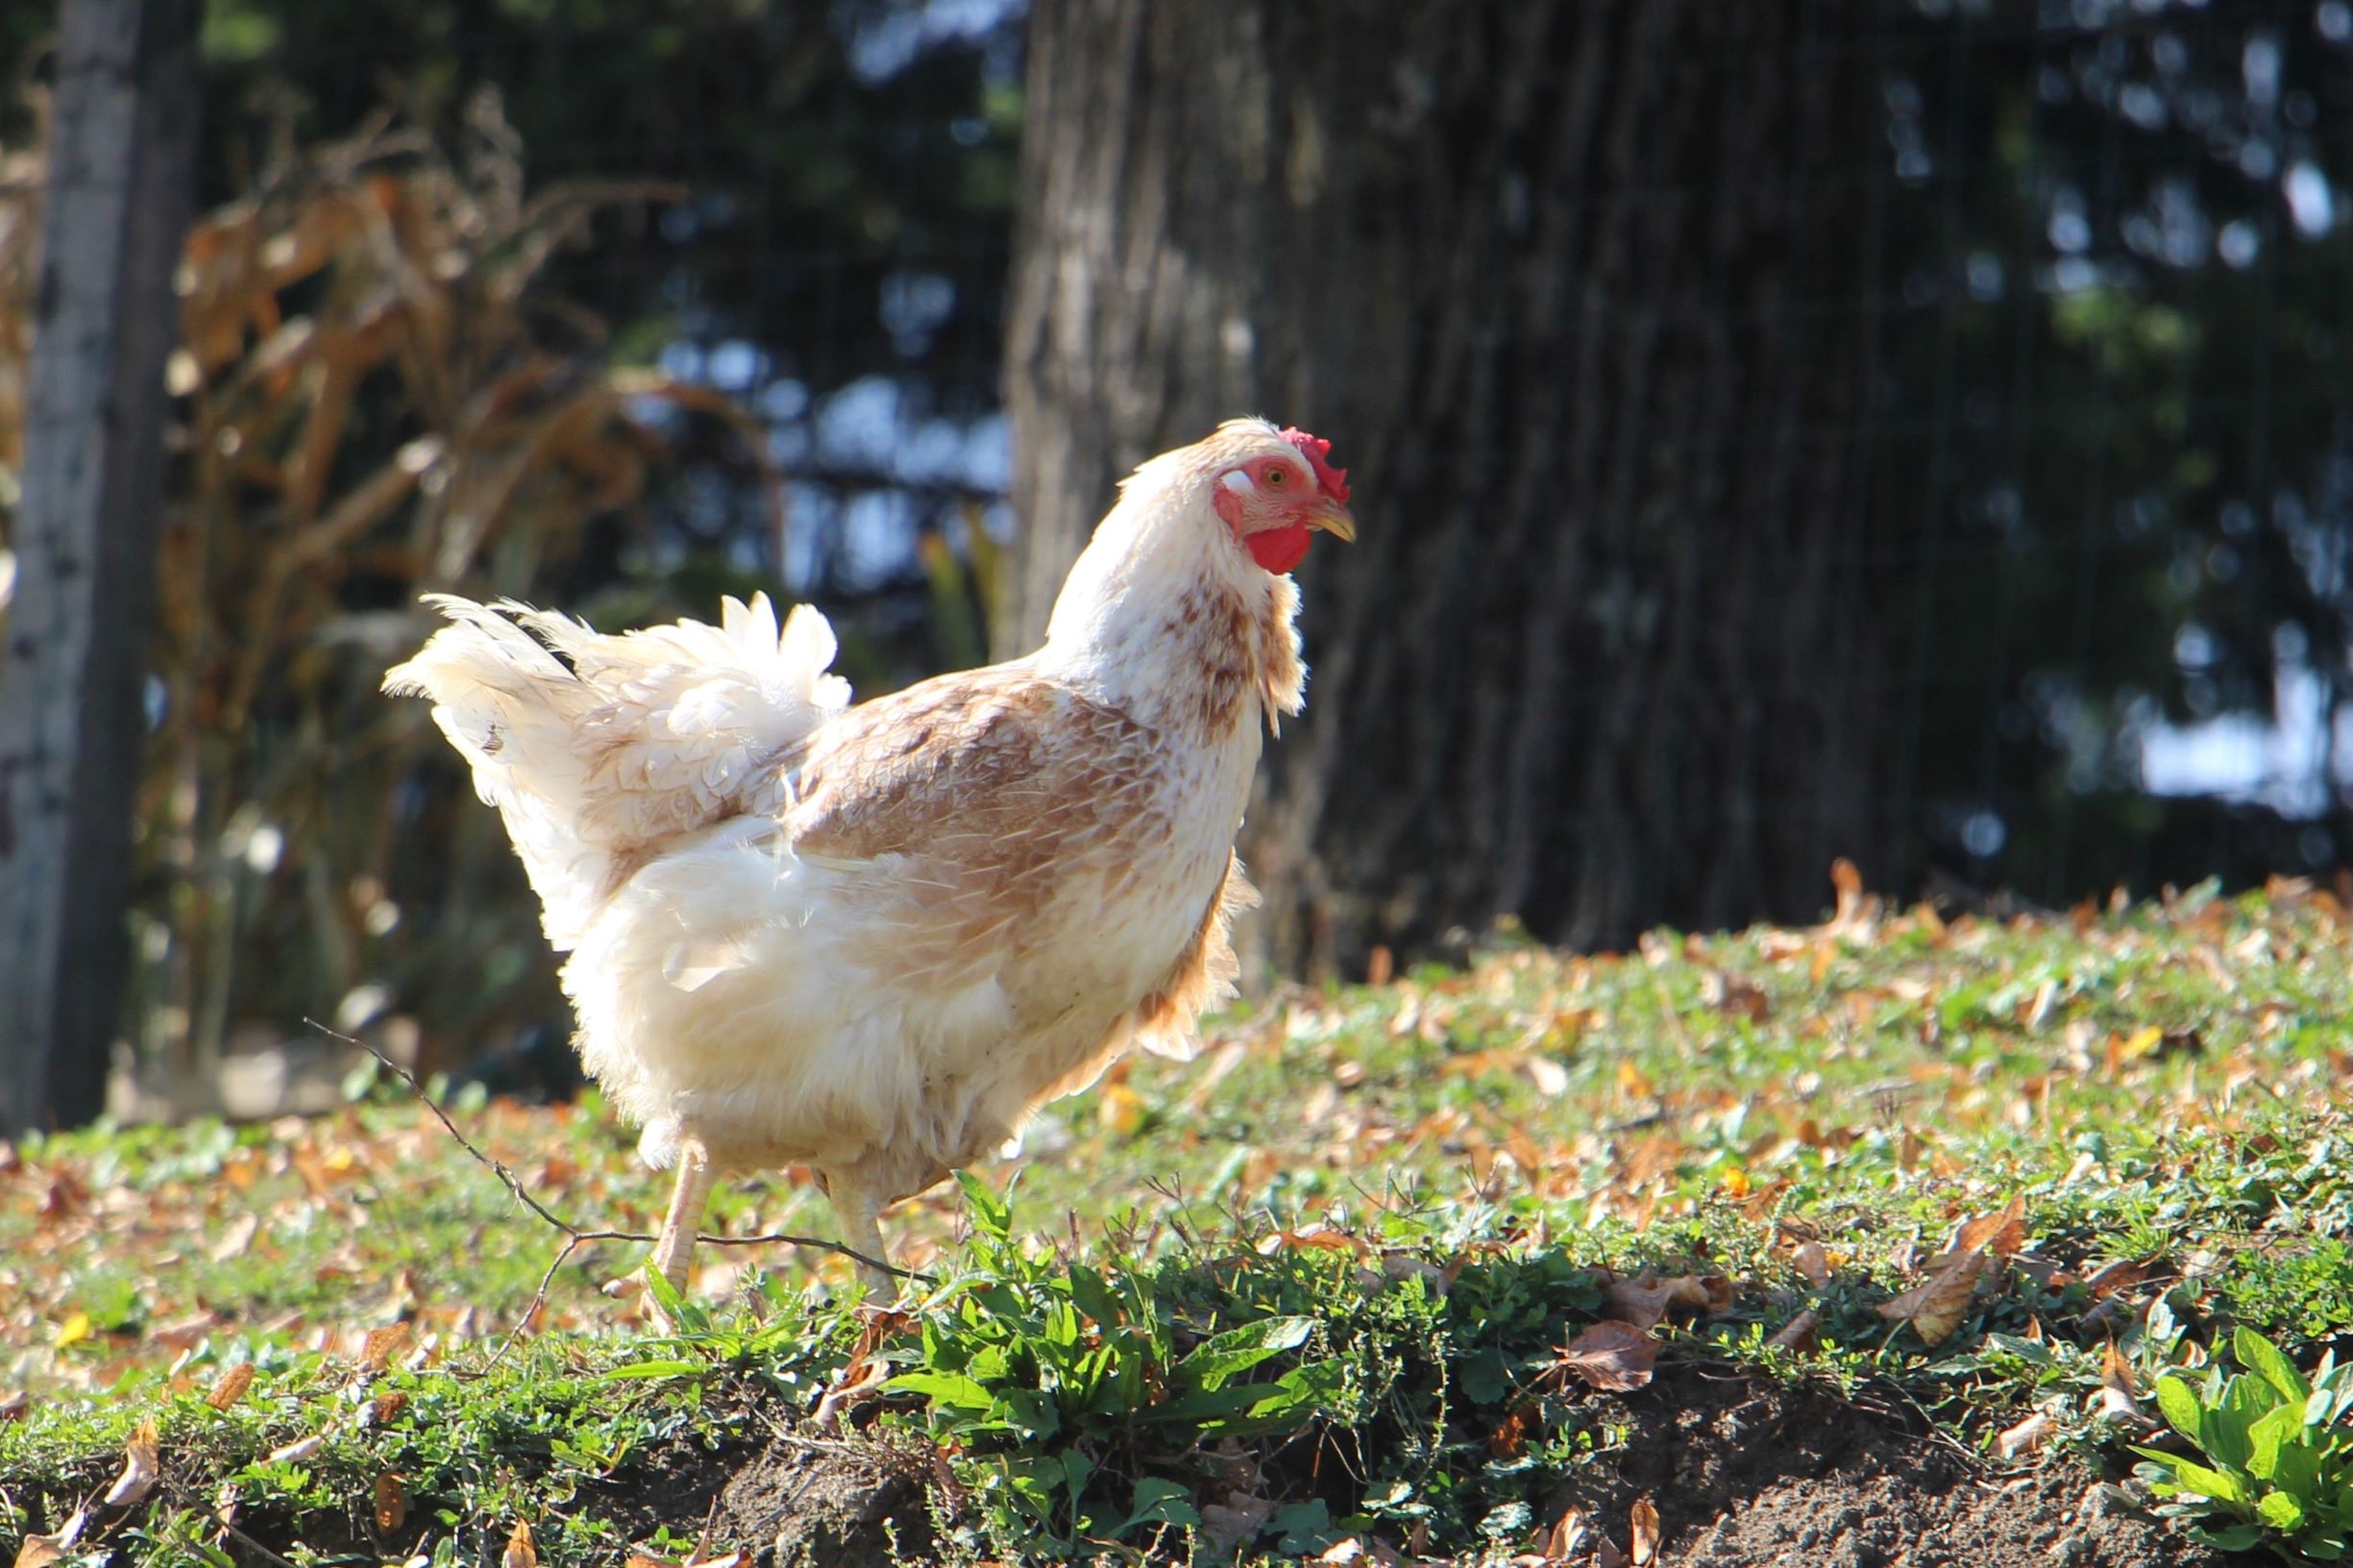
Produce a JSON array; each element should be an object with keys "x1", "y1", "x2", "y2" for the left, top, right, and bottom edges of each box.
[{"x1": 1221, "y1": 471, "x2": 1257, "y2": 496}]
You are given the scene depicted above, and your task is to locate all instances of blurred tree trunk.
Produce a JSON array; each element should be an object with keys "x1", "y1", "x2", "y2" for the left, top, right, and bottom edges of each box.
[
  {"x1": 1007, "y1": 0, "x2": 1890, "y2": 970},
  {"x1": 0, "y1": 0, "x2": 200, "y2": 1134}
]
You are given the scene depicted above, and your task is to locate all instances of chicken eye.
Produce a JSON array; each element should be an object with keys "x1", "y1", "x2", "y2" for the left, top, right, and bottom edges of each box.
[{"x1": 1262, "y1": 465, "x2": 1287, "y2": 486}]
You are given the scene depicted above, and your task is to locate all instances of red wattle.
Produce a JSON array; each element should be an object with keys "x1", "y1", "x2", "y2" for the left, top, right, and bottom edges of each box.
[{"x1": 1246, "y1": 524, "x2": 1311, "y2": 574}]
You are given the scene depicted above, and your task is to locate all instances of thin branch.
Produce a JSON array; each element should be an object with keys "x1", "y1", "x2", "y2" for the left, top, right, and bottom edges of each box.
[{"x1": 302, "y1": 1021, "x2": 935, "y2": 1343}]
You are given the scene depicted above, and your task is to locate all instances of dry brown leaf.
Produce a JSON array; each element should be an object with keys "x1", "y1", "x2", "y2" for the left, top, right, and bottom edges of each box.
[
  {"x1": 1700, "y1": 969, "x2": 1771, "y2": 1022},
  {"x1": 266, "y1": 1429, "x2": 331, "y2": 1464},
  {"x1": 1954, "y1": 1194, "x2": 2029, "y2": 1261},
  {"x1": 1541, "y1": 1507, "x2": 1588, "y2": 1563},
  {"x1": 1765, "y1": 1309, "x2": 1820, "y2": 1353},
  {"x1": 1829, "y1": 857, "x2": 1867, "y2": 928},
  {"x1": 1366, "y1": 944, "x2": 1394, "y2": 987},
  {"x1": 103, "y1": 1418, "x2": 160, "y2": 1507},
  {"x1": 1200, "y1": 1493, "x2": 1277, "y2": 1550},
  {"x1": 1876, "y1": 1195, "x2": 2029, "y2": 1346},
  {"x1": 1554, "y1": 1321, "x2": 1659, "y2": 1391},
  {"x1": 1257, "y1": 1225, "x2": 1369, "y2": 1258},
  {"x1": 0, "y1": 1388, "x2": 26, "y2": 1422},
  {"x1": 2097, "y1": 1339, "x2": 2146, "y2": 1423},
  {"x1": 375, "y1": 1473, "x2": 406, "y2": 1533},
  {"x1": 2085, "y1": 1258, "x2": 2153, "y2": 1299},
  {"x1": 1995, "y1": 1409, "x2": 2055, "y2": 1459},
  {"x1": 359, "y1": 1323, "x2": 411, "y2": 1373},
  {"x1": 1596, "y1": 1531, "x2": 1630, "y2": 1568},
  {"x1": 811, "y1": 1353, "x2": 888, "y2": 1434},
  {"x1": 209, "y1": 1212, "x2": 261, "y2": 1263},
  {"x1": 1630, "y1": 1497, "x2": 1661, "y2": 1565},
  {"x1": 1601, "y1": 1271, "x2": 1731, "y2": 1331},
  {"x1": 1875, "y1": 1250, "x2": 1984, "y2": 1346},
  {"x1": 206, "y1": 1362, "x2": 255, "y2": 1411},
  {"x1": 502, "y1": 1519, "x2": 539, "y2": 1568},
  {"x1": 1791, "y1": 1240, "x2": 1831, "y2": 1287},
  {"x1": 12, "y1": 1507, "x2": 86, "y2": 1568},
  {"x1": 1490, "y1": 1401, "x2": 1538, "y2": 1459}
]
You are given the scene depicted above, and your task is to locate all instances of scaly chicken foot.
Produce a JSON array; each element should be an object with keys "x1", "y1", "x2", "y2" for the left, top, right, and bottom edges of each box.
[
  {"x1": 638, "y1": 1139, "x2": 716, "y2": 1331},
  {"x1": 827, "y1": 1176, "x2": 898, "y2": 1300}
]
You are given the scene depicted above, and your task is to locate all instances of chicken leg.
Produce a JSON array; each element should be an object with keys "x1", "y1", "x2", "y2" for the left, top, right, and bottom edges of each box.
[
  {"x1": 827, "y1": 1177, "x2": 897, "y2": 1299},
  {"x1": 645, "y1": 1137, "x2": 716, "y2": 1307}
]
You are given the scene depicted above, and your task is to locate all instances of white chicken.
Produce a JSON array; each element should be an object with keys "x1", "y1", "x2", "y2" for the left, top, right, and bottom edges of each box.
[{"x1": 383, "y1": 418, "x2": 1355, "y2": 1296}]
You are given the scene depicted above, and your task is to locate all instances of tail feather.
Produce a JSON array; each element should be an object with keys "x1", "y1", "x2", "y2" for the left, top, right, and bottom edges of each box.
[{"x1": 384, "y1": 592, "x2": 849, "y2": 947}]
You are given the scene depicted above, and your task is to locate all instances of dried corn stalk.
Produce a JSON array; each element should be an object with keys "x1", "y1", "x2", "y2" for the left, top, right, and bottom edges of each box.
[{"x1": 8, "y1": 94, "x2": 779, "y2": 1082}]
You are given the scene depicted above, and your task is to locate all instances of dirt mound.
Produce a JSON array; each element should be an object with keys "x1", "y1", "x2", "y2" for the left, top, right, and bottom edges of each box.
[
  {"x1": 1556, "y1": 1370, "x2": 2243, "y2": 1568},
  {"x1": 572, "y1": 1369, "x2": 2249, "y2": 1566},
  {"x1": 712, "y1": 1436, "x2": 937, "y2": 1567}
]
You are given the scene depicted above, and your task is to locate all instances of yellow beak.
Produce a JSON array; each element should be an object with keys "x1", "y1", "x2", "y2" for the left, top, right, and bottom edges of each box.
[{"x1": 1308, "y1": 499, "x2": 1358, "y2": 544}]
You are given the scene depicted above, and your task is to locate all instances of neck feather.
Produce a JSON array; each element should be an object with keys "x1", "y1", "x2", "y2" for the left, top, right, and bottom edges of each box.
[{"x1": 1038, "y1": 478, "x2": 1306, "y2": 740}]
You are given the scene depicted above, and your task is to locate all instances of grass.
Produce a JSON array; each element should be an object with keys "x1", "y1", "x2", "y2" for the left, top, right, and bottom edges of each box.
[{"x1": 7, "y1": 874, "x2": 2353, "y2": 1563}]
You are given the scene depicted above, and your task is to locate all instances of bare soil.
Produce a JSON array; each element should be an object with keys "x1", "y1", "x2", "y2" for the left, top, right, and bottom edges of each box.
[
  {"x1": 642, "y1": 1367, "x2": 2252, "y2": 1566},
  {"x1": 1552, "y1": 1369, "x2": 2243, "y2": 1568}
]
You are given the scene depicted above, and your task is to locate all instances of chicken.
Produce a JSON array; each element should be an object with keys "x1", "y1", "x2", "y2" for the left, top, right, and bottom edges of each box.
[{"x1": 383, "y1": 418, "x2": 1355, "y2": 1297}]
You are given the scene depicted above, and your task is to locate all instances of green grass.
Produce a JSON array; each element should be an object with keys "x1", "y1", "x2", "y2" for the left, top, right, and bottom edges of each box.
[{"x1": 8, "y1": 877, "x2": 2353, "y2": 1563}]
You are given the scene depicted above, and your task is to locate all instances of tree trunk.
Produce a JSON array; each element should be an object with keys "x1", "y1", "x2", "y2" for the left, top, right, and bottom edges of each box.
[
  {"x1": 0, "y1": 0, "x2": 200, "y2": 1134},
  {"x1": 1008, "y1": 0, "x2": 1890, "y2": 970}
]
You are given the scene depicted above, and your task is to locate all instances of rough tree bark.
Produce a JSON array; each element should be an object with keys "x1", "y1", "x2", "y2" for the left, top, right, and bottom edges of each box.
[
  {"x1": 1008, "y1": 0, "x2": 1892, "y2": 970},
  {"x1": 0, "y1": 0, "x2": 200, "y2": 1134}
]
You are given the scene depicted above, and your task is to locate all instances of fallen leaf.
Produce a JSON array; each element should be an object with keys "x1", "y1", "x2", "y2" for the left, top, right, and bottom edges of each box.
[
  {"x1": 1953, "y1": 1195, "x2": 2029, "y2": 1261},
  {"x1": 1875, "y1": 1250, "x2": 1984, "y2": 1346},
  {"x1": 1630, "y1": 1497, "x2": 1661, "y2": 1565},
  {"x1": 103, "y1": 1418, "x2": 160, "y2": 1507},
  {"x1": 151, "y1": 1311, "x2": 226, "y2": 1353},
  {"x1": 1829, "y1": 857, "x2": 1867, "y2": 929},
  {"x1": 360, "y1": 1324, "x2": 411, "y2": 1373},
  {"x1": 1700, "y1": 969, "x2": 1771, "y2": 1022},
  {"x1": 811, "y1": 1353, "x2": 887, "y2": 1433},
  {"x1": 1258, "y1": 1224, "x2": 1368, "y2": 1257},
  {"x1": 0, "y1": 1389, "x2": 26, "y2": 1422},
  {"x1": 1366, "y1": 944, "x2": 1394, "y2": 987},
  {"x1": 1541, "y1": 1507, "x2": 1588, "y2": 1563},
  {"x1": 1596, "y1": 1532, "x2": 1630, "y2": 1568},
  {"x1": 1765, "y1": 1309, "x2": 1820, "y2": 1353},
  {"x1": 2085, "y1": 1258, "x2": 2153, "y2": 1299},
  {"x1": 1875, "y1": 1196, "x2": 2028, "y2": 1346},
  {"x1": 1553, "y1": 1321, "x2": 1658, "y2": 1391},
  {"x1": 55, "y1": 1312, "x2": 91, "y2": 1350},
  {"x1": 209, "y1": 1211, "x2": 261, "y2": 1263},
  {"x1": 1995, "y1": 1409, "x2": 2055, "y2": 1459},
  {"x1": 1199, "y1": 1493, "x2": 1277, "y2": 1550},
  {"x1": 375, "y1": 1473, "x2": 407, "y2": 1532},
  {"x1": 1791, "y1": 1240, "x2": 1831, "y2": 1287},
  {"x1": 1490, "y1": 1401, "x2": 1537, "y2": 1459},
  {"x1": 502, "y1": 1519, "x2": 539, "y2": 1568},
  {"x1": 1601, "y1": 1271, "x2": 1730, "y2": 1331},
  {"x1": 267, "y1": 1429, "x2": 330, "y2": 1464},
  {"x1": 206, "y1": 1363, "x2": 255, "y2": 1411},
  {"x1": 2097, "y1": 1339, "x2": 2145, "y2": 1423},
  {"x1": 12, "y1": 1507, "x2": 86, "y2": 1568}
]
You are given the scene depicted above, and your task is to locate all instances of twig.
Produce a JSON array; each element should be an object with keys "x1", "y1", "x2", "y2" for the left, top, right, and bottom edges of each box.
[{"x1": 302, "y1": 1020, "x2": 934, "y2": 1350}]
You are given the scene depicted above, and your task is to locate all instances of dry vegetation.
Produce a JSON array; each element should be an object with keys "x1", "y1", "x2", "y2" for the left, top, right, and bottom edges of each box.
[{"x1": 0, "y1": 99, "x2": 778, "y2": 1094}]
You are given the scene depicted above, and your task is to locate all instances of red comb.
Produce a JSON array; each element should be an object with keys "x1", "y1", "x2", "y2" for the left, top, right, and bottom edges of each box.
[{"x1": 1279, "y1": 427, "x2": 1350, "y2": 505}]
